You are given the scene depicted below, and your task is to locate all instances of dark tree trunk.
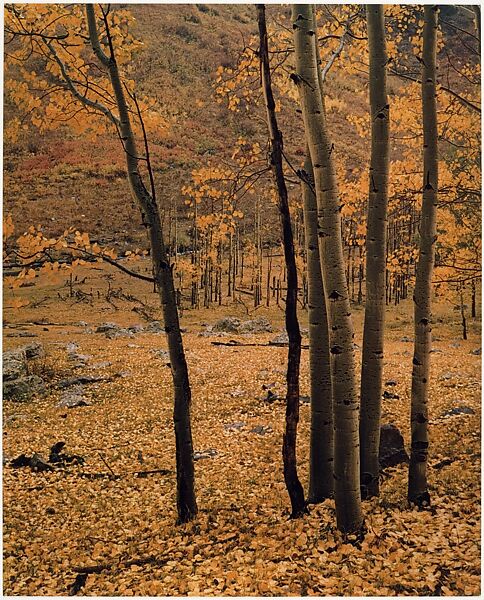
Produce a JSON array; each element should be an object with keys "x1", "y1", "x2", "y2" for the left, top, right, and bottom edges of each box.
[
  {"x1": 86, "y1": 6, "x2": 197, "y2": 523},
  {"x1": 257, "y1": 3, "x2": 306, "y2": 518}
]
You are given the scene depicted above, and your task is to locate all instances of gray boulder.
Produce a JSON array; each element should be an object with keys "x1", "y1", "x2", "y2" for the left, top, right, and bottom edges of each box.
[
  {"x1": 145, "y1": 321, "x2": 164, "y2": 333},
  {"x1": 3, "y1": 348, "x2": 28, "y2": 381},
  {"x1": 238, "y1": 317, "x2": 273, "y2": 334},
  {"x1": 3, "y1": 375, "x2": 45, "y2": 402},
  {"x1": 212, "y1": 317, "x2": 241, "y2": 333},
  {"x1": 24, "y1": 342, "x2": 44, "y2": 360}
]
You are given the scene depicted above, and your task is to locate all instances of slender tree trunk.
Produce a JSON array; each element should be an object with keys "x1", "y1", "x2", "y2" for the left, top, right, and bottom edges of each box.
[
  {"x1": 359, "y1": 4, "x2": 390, "y2": 500},
  {"x1": 86, "y1": 6, "x2": 197, "y2": 523},
  {"x1": 292, "y1": 4, "x2": 362, "y2": 533},
  {"x1": 408, "y1": 5, "x2": 439, "y2": 508},
  {"x1": 471, "y1": 279, "x2": 476, "y2": 318},
  {"x1": 257, "y1": 3, "x2": 306, "y2": 518},
  {"x1": 302, "y1": 151, "x2": 333, "y2": 502},
  {"x1": 460, "y1": 287, "x2": 468, "y2": 340}
]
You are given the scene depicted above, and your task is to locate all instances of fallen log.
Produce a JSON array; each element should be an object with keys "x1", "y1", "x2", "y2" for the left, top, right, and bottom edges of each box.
[{"x1": 210, "y1": 340, "x2": 309, "y2": 349}]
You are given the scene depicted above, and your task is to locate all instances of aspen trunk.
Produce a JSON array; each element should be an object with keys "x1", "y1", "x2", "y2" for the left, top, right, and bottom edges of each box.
[
  {"x1": 302, "y1": 151, "x2": 333, "y2": 502},
  {"x1": 257, "y1": 3, "x2": 306, "y2": 518},
  {"x1": 471, "y1": 280, "x2": 476, "y2": 318},
  {"x1": 359, "y1": 4, "x2": 390, "y2": 500},
  {"x1": 408, "y1": 5, "x2": 439, "y2": 508},
  {"x1": 86, "y1": 6, "x2": 197, "y2": 523},
  {"x1": 292, "y1": 4, "x2": 362, "y2": 532}
]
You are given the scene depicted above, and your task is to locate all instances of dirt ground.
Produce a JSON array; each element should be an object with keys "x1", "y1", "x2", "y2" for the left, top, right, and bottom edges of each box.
[{"x1": 3, "y1": 262, "x2": 481, "y2": 596}]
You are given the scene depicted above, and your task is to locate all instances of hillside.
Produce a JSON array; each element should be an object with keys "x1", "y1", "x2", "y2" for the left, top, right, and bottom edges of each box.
[{"x1": 3, "y1": 3, "x2": 370, "y2": 247}]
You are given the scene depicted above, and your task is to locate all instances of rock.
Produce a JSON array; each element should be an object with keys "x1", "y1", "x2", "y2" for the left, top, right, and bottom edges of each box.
[
  {"x1": 212, "y1": 317, "x2": 241, "y2": 333},
  {"x1": 128, "y1": 324, "x2": 144, "y2": 333},
  {"x1": 400, "y1": 336, "x2": 413, "y2": 343},
  {"x1": 151, "y1": 349, "x2": 170, "y2": 360},
  {"x1": 88, "y1": 361, "x2": 112, "y2": 370},
  {"x1": 223, "y1": 422, "x2": 246, "y2": 431},
  {"x1": 57, "y1": 375, "x2": 105, "y2": 389},
  {"x1": 76, "y1": 321, "x2": 88, "y2": 327},
  {"x1": 443, "y1": 405, "x2": 475, "y2": 417},
  {"x1": 3, "y1": 348, "x2": 27, "y2": 381},
  {"x1": 115, "y1": 370, "x2": 131, "y2": 378},
  {"x1": 450, "y1": 342, "x2": 460, "y2": 348},
  {"x1": 3, "y1": 375, "x2": 45, "y2": 402},
  {"x1": 105, "y1": 328, "x2": 133, "y2": 339},
  {"x1": 430, "y1": 348, "x2": 443, "y2": 354},
  {"x1": 66, "y1": 341, "x2": 92, "y2": 365},
  {"x1": 7, "y1": 331, "x2": 38, "y2": 338},
  {"x1": 193, "y1": 448, "x2": 218, "y2": 460},
  {"x1": 470, "y1": 348, "x2": 481, "y2": 355},
  {"x1": 145, "y1": 321, "x2": 164, "y2": 333},
  {"x1": 379, "y1": 424, "x2": 408, "y2": 468},
  {"x1": 300, "y1": 395, "x2": 310, "y2": 405},
  {"x1": 198, "y1": 329, "x2": 228, "y2": 338},
  {"x1": 383, "y1": 390, "x2": 400, "y2": 400},
  {"x1": 95, "y1": 322, "x2": 119, "y2": 333},
  {"x1": 57, "y1": 388, "x2": 90, "y2": 408},
  {"x1": 385, "y1": 380, "x2": 398, "y2": 387},
  {"x1": 24, "y1": 342, "x2": 44, "y2": 360},
  {"x1": 250, "y1": 425, "x2": 273, "y2": 435},
  {"x1": 269, "y1": 331, "x2": 289, "y2": 345},
  {"x1": 71, "y1": 354, "x2": 92, "y2": 365},
  {"x1": 238, "y1": 317, "x2": 272, "y2": 334},
  {"x1": 441, "y1": 372, "x2": 453, "y2": 380}
]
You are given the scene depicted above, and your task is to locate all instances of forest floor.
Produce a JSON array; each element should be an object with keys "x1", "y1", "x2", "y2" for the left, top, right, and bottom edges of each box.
[{"x1": 3, "y1": 262, "x2": 481, "y2": 596}]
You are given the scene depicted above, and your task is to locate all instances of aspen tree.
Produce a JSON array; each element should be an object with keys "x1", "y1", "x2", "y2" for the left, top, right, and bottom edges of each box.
[
  {"x1": 257, "y1": 4, "x2": 306, "y2": 517},
  {"x1": 359, "y1": 4, "x2": 390, "y2": 500},
  {"x1": 85, "y1": 5, "x2": 197, "y2": 522},
  {"x1": 408, "y1": 5, "x2": 439, "y2": 507},
  {"x1": 302, "y1": 151, "x2": 333, "y2": 502},
  {"x1": 292, "y1": 4, "x2": 362, "y2": 532}
]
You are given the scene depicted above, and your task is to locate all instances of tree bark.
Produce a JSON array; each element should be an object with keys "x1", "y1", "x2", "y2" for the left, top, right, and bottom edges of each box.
[
  {"x1": 408, "y1": 5, "x2": 439, "y2": 508},
  {"x1": 359, "y1": 4, "x2": 390, "y2": 500},
  {"x1": 473, "y1": 6, "x2": 481, "y2": 43},
  {"x1": 257, "y1": 3, "x2": 306, "y2": 518},
  {"x1": 86, "y1": 5, "x2": 197, "y2": 523},
  {"x1": 302, "y1": 151, "x2": 333, "y2": 503},
  {"x1": 292, "y1": 4, "x2": 362, "y2": 533}
]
